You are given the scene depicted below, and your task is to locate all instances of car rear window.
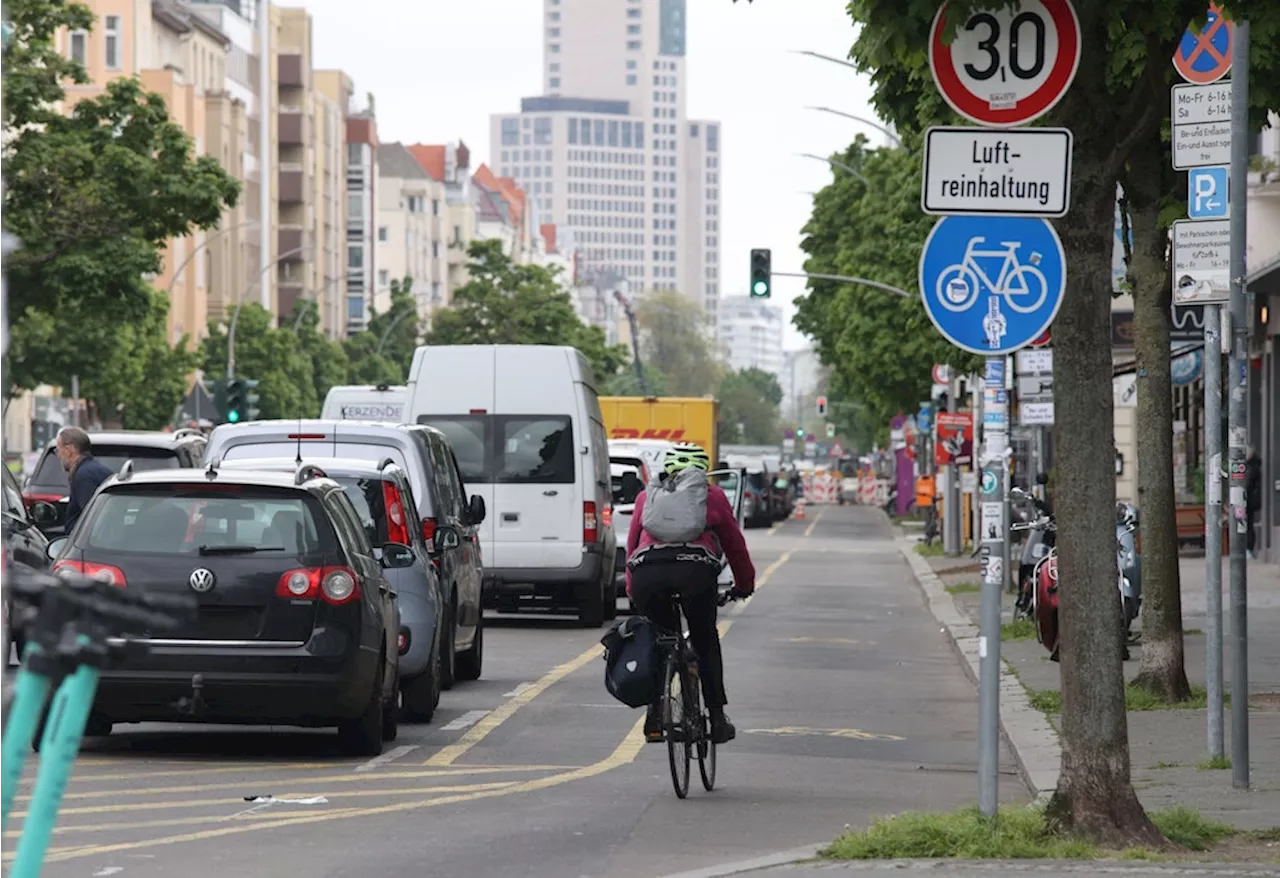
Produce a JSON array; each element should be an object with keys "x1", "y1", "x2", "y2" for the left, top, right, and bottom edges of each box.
[
  {"x1": 83, "y1": 488, "x2": 325, "y2": 557},
  {"x1": 29, "y1": 446, "x2": 179, "y2": 492},
  {"x1": 418, "y1": 415, "x2": 575, "y2": 485}
]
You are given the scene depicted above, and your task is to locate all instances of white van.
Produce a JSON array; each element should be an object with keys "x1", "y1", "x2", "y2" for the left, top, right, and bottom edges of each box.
[
  {"x1": 405, "y1": 345, "x2": 617, "y2": 627},
  {"x1": 320, "y1": 384, "x2": 409, "y2": 422}
]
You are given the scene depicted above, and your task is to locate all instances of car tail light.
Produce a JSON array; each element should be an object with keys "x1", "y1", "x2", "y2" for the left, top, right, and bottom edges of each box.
[
  {"x1": 53, "y1": 559, "x2": 127, "y2": 588},
  {"x1": 397, "y1": 628, "x2": 410, "y2": 655},
  {"x1": 276, "y1": 566, "x2": 361, "y2": 605},
  {"x1": 286, "y1": 433, "x2": 327, "y2": 440},
  {"x1": 382, "y1": 482, "x2": 411, "y2": 545},
  {"x1": 1134, "y1": 533, "x2": 1141, "y2": 554},
  {"x1": 601, "y1": 504, "x2": 613, "y2": 528},
  {"x1": 583, "y1": 501, "x2": 598, "y2": 543},
  {"x1": 421, "y1": 517, "x2": 437, "y2": 546}
]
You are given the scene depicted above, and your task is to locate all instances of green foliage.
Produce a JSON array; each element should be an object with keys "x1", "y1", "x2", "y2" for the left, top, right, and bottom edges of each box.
[
  {"x1": 198, "y1": 305, "x2": 318, "y2": 420},
  {"x1": 2, "y1": 0, "x2": 240, "y2": 395},
  {"x1": 427, "y1": 240, "x2": 628, "y2": 382},
  {"x1": 634, "y1": 289, "x2": 723, "y2": 397},
  {"x1": 335, "y1": 277, "x2": 421, "y2": 386},
  {"x1": 603, "y1": 362, "x2": 670, "y2": 396},
  {"x1": 718, "y1": 367, "x2": 783, "y2": 444},
  {"x1": 290, "y1": 303, "x2": 352, "y2": 406},
  {"x1": 795, "y1": 139, "x2": 979, "y2": 429}
]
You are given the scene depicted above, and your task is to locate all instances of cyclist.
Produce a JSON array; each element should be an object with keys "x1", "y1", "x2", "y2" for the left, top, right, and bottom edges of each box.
[{"x1": 626, "y1": 443, "x2": 756, "y2": 745}]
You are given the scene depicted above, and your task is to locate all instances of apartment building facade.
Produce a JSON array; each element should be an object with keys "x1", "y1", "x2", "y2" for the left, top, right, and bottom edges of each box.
[
  {"x1": 717, "y1": 295, "x2": 785, "y2": 380},
  {"x1": 312, "y1": 70, "x2": 352, "y2": 336},
  {"x1": 488, "y1": 0, "x2": 720, "y2": 325},
  {"x1": 345, "y1": 113, "x2": 378, "y2": 332},
  {"x1": 375, "y1": 143, "x2": 441, "y2": 320},
  {"x1": 407, "y1": 142, "x2": 476, "y2": 308}
]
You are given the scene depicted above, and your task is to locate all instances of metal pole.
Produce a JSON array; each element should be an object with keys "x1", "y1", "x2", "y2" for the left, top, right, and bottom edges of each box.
[
  {"x1": 1205, "y1": 303, "x2": 1224, "y2": 760},
  {"x1": 770, "y1": 272, "x2": 911, "y2": 298},
  {"x1": 944, "y1": 375, "x2": 962, "y2": 556},
  {"x1": 1227, "y1": 20, "x2": 1250, "y2": 790},
  {"x1": 258, "y1": 0, "x2": 272, "y2": 310},
  {"x1": 796, "y1": 153, "x2": 870, "y2": 186},
  {"x1": 70, "y1": 375, "x2": 80, "y2": 428},
  {"x1": 802, "y1": 107, "x2": 905, "y2": 148},
  {"x1": 977, "y1": 357, "x2": 1008, "y2": 817}
]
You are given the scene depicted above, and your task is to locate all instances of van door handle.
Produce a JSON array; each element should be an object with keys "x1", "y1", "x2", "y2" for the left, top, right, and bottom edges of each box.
[{"x1": 543, "y1": 490, "x2": 558, "y2": 497}]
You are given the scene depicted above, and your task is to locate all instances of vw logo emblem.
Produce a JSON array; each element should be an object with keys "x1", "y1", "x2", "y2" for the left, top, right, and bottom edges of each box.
[{"x1": 189, "y1": 568, "x2": 216, "y2": 593}]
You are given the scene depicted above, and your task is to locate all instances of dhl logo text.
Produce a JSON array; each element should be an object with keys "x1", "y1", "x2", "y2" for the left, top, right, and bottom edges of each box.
[{"x1": 609, "y1": 428, "x2": 687, "y2": 440}]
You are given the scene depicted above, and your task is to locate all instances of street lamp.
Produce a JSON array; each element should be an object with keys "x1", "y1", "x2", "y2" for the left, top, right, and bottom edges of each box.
[
  {"x1": 289, "y1": 272, "x2": 367, "y2": 333},
  {"x1": 770, "y1": 271, "x2": 912, "y2": 299},
  {"x1": 165, "y1": 220, "x2": 259, "y2": 294},
  {"x1": 804, "y1": 106, "x2": 904, "y2": 149},
  {"x1": 226, "y1": 244, "x2": 314, "y2": 377},
  {"x1": 788, "y1": 49, "x2": 860, "y2": 72},
  {"x1": 798, "y1": 152, "x2": 870, "y2": 186},
  {"x1": 374, "y1": 308, "x2": 416, "y2": 356}
]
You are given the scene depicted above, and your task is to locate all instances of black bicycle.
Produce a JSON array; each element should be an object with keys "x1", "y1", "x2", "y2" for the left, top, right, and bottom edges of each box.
[{"x1": 655, "y1": 588, "x2": 740, "y2": 799}]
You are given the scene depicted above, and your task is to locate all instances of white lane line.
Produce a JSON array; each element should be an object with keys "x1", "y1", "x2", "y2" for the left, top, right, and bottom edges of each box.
[
  {"x1": 353, "y1": 744, "x2": 418, "y2": 773},
  {"x1": 503, "y1": 682, "x2": 535, "y2": 697},
  {"x1": 439, "y1": 709, "x2": 490, "y2": 732}
]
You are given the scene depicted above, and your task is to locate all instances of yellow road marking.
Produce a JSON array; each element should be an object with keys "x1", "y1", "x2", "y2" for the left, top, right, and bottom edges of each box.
[
  {"x1": 7, "y1": 781, "x2": 523, "y2": 822},
  {"x1": 20, "y1": 761, "x2": 367, "y2": 786},
  {"x1": 13, "y1": 764, "x2": 566, "y2": 804},
  {"x1": 41, "y1": 715, "x2": 650, "y2": 864},
  {"x1": 804, "y1": 505, "x2": 826, "y2": 537},
  {"x1": 425, "y1": 645, "x2": 605, "y2": 766}
]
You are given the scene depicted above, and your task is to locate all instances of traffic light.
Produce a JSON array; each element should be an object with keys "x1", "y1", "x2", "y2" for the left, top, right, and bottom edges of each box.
[
  {"x1": 826, "y1": 424, "x2": 836, "y2": 438},
  {"x1": 224, "y1": 377, "x2": 261, "y2": 424},
  {"x1": 211, "y1": 377, "x2": 229, "y2": 421},
  {"x1": 816, "y1": 395, "x2": 828, "y2": 416},
  {"x1": 749, "y1": 248, "x2": 771, "y2": 298}
]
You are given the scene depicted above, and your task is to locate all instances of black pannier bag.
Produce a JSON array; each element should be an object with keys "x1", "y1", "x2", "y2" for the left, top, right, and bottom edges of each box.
[{"x1": 600, "y1": 615, "x2": 662, "y2": 708}]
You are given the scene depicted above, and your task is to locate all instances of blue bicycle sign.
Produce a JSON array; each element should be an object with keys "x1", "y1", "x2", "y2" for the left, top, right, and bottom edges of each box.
[{"x1": 919, "y1": 215, "x2": 1067, "y2": 355}]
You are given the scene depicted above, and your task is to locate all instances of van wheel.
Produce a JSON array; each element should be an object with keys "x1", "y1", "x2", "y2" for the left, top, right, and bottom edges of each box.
[
  {"x1": 456, "y1": 613, "x2": 483, "y2": 682},
  {"x1": 339, "y1": 652, "x2": 386, "y2": 757},
  {"x1": 439, "y1": 602, "x2": 457, "y2": 691},
  {"x1": 578, "y1": 586, "x2": 605, "y2": 628},
  {"x1": 402, "y1": 639, "x2": 442, "y2": 722}
]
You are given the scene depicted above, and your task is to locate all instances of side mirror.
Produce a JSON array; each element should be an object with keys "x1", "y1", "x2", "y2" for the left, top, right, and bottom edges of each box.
[
  {"x1": 46, "y1": 537, "x2": 68, "y2": 560},
  {"x1": 433, "y1": 525, "x2": 462, "y2": 552},
  {"x1": 30, "y1": 501, "x2": 58, "y2": 527},
  {"x1": 468, "y1": 494, "x2": 486, "y2": 525},
  {"x1": 380, "y1": 542, "x2": 415, "y2": 569},
  {"x1": 1035, "y1": 472, "x2": 1050, "y2": 486}
]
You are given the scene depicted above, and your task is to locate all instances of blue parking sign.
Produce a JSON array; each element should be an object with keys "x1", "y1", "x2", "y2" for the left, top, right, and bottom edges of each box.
[
  {"x1": 918, "y1": 216, "x2": 1067, "y2": 356},
  {"x1": 1188, "y1": 166, "x2": 1229, "y2": 220}
]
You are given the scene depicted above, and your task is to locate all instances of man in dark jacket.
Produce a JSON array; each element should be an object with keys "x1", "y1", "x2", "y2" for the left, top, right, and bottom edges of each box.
[
  {"x1": 1245, "y1": 446, "x2": 1262, "y2": 559},
  {"x1": 57, "y1": 427, "x2": 113, "y2": 533}
]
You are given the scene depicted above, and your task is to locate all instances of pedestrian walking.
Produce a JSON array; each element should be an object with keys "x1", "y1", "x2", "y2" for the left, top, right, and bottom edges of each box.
[
  {"x1": 1245, "y1": 446, "x2": 1262, "y2": 560},
  {"x1": 57, "y1": 426, "x2": 113, "y2": 533}
]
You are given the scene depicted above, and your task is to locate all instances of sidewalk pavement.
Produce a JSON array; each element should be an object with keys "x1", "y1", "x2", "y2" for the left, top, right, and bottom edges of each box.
[{"x1": 910, "y1": 537, "x2": 1280, "y2": 832}]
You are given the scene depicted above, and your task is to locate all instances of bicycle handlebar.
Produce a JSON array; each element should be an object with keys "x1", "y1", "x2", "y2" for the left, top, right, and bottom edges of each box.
[{"x1": 7, "y1": 566, "x2": 197, "y2": 635}]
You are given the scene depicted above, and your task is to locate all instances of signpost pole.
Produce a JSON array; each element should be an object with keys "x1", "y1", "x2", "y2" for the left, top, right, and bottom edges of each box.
[
  {"x1": 977, "y1": 358, "x2": 1008, "y2": 817},
  {"x1": 1226, "y1": 19, "x2": 1250, "y2": 791},
  {"x1": 945, "y1": 377, "x2": 962, "y2": 556},
  {"x1": 1204, "y1": 302, "x2": 1225, "y2": 761}
]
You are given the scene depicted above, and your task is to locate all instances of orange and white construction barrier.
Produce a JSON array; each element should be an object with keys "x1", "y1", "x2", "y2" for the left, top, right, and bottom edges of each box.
[{"x1": 793, "y1": 498, "x2": 806, "y2": 520}]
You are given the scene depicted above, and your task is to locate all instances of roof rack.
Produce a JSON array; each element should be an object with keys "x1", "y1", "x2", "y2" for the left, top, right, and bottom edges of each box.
[
  {"x1": 295, "y1": 463, "x2": 328, "y2": 485},
  {"x1": 172, "y1": 427, "x2": 202, "y2": 440},
  {"x1": 377, "y1": 457, "x2": 396, "y2": 471},
  {"x1": 118, "y1": 459, "x2": 135, "y2": 481}
]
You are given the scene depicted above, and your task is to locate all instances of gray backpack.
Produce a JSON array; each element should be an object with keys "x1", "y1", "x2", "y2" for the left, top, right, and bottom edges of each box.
[{"x1": 641, "y1": 467, "x2": 709, "y2": 543}]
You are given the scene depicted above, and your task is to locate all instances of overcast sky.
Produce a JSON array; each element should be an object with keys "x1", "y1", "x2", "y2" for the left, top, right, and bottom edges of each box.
[{"x1": 298, "y1": 0, "x2": 881, "y2": 350}]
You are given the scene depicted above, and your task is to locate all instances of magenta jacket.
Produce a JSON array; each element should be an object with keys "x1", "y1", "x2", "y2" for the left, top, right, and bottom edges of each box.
[{"x1": 625, "y1": 484, "x2": 756, "y2": 598}]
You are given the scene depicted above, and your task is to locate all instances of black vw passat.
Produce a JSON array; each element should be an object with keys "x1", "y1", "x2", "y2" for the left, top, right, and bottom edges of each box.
[{"x1": 44, "y1": 461, "x2": 442, "y2": 756}]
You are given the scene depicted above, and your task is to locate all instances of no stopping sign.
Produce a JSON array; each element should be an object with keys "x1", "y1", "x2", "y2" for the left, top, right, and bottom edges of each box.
[{"x1": 929, "y1": 0, "x2": 1081, "y2": 127}]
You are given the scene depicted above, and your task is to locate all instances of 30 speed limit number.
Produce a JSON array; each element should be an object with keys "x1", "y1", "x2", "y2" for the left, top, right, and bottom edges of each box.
[{"x1": 929, "y1": 0, "x2": 1082, "y2": 128}]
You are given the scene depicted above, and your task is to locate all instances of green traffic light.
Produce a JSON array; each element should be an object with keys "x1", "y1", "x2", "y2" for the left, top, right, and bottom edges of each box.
[
  {"x1": 227, "y1": 410, "x2": 240, "y2": 423},
  {"x1": 752, "y1": 280, "x2": 768, "y2": 296}
]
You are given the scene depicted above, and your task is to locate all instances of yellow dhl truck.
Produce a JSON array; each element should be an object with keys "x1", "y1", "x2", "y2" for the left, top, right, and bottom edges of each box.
[{"x1": 598, "y1": 396, "x2": 720, "y2": 466}]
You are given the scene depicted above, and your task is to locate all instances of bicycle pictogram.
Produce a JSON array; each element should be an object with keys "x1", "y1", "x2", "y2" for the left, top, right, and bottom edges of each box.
[{"x1": 934, "y1": 236, "x2": 1050, "y2": 315}]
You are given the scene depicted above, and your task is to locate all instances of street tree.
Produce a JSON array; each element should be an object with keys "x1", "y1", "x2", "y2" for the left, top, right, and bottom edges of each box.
[
  {"x1": 719, "y1": 367, "x2": 783, "y2": 444},
  {"x1": 290, "y1": 303, "x2": 352, "y2": 410},
  {"x1": 841, "y1": 0, "x2": 1276, "y2": 845},
  {"x1": 428, "y1": 240, "x2": 628, "y2": 382},
  {"x1": 603, "y1": 362, "x2": 670, "y2": 397},
  {"x1": 635, "y1": 289, "x2": 722, "y2": 396},
  {"x1": 1122, "y1": 129, "x2": 1192, "y2": 702},
  {"x1": 795, "y1": 139, "x2": 980, "y2": 429},
  {"x1": 360, "y1": 277, "x2": 422, "y2": 379},
  {"x1": 2, "y1": 0, "x2": 240, "y2": 394},
  {"x1": 199, "y1": 305, "x2": 317, "y2": 420}
]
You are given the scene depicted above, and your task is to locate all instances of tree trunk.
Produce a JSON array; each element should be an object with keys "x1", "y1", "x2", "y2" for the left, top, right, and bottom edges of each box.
[
  {"x1": 1043, "y1": 125, "x2": 1162, "y2": 845},
  {"x1": 1125, "y1": 133, "x2": 1192, "y2": 703}
]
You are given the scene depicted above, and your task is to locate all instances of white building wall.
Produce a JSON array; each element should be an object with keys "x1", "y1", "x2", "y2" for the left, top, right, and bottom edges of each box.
[
  {"x1": 375, "y1": 173, "x2": 431, "y2": 318},
  {"x1": 717, "y1": 295, "x2": 785, "y2": 379}
]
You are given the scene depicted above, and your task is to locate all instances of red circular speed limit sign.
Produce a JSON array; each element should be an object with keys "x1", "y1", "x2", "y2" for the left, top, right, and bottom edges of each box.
[
  {"x1": 1030, "y1": 328, "x2": 1052, "y2": 348},
  {"x1": 929, "y1": 0, "x2": 1081, "y2": 127}
]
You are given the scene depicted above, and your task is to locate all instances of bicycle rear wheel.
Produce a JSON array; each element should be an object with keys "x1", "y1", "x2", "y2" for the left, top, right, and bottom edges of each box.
[
  {"x1": 685, "y1": 666, "x2": 716, "y2": 791},
  {"x1": 663, "y1": 654, "x2": 691, "y2": 799}
]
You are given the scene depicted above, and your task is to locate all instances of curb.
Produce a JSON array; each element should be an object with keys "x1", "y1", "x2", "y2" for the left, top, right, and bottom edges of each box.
[
  {"x1": 659, "y1": 844, "x2": 826, "y2": 878},
  {"x1": 897, "y1": 537, "x2": 1061, "y2": 802}
]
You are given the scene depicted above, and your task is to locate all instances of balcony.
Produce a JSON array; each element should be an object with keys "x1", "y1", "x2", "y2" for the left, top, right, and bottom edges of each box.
[
  {"x1": 278, "y1": 108, "x2": 305, "y2": 146},
  {"x1": 278, "y1": 282, "x2": 304, "y2": 320},
  {"x1": 277, "y1": 227, "x2": 308, "y2": 260},
  {"x1": 279, "y1": 165, "x2": 304, "y2": 203},
  {"x1": 278, "y1": 54, "x2": 305, "y2": 88}
]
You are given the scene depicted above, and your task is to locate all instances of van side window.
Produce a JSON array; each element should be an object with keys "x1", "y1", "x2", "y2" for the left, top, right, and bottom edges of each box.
[
  {"x1": 498, "y1": 417, "x2": 574, "y2": 484},
  {"x1": 428, "y1": 434, "x2": 464, "y2": 521},
  {"x1": 589, "y1": 419, "x2": 609, "y2": 488}
]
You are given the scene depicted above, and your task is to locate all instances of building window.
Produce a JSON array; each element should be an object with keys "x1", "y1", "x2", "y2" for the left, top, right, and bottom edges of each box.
[
  {"x1": 432, "y1": 240, "x2": 440, "y2": 258},
  {"x1": 550, "y1": 11, "x2": 560, "y2": 21},
  {"x1": 626, "y1": 40, "x2": 641, "y2": 50},
  {"x1": 347, "y1": 192, "x2": 363, "y2": 219},
  {"x1": 580, "y1": 118, "x2": 591, "y2": 143},
  {"x1": 608, "y1": 120, "x2": 619, "y2": 147},
  {"x1": 432, "y1": 198, "x2": 440, "y2": 215},
  {"x1": 625, "y1": 74, "x2": 637, "y2": 85},
  {"x1": 627, "y1": 7, "x2": 641, "y2": 16},
  {"x1": 534, "y1": 117, "x2": 552, "y2": 144},
  {"x1": 549, "y1": 27, "x2": 560, "y2": 37},
  {"x1": 348, "y1": 245, "x2": 364, "y2": 269},
  {"x1": 378, "y1": 270, "x2": 389, "y2": 286},
  {"x1": 628, "y1": 24, "x2": 641, "y2": 34},
  {"x1": 103, "y1": 15, "x2": 120, "y2": 69},
  {"x1": 432, "y1": 282, "x2": 443, "y2": 301},
  {"x1": 690, "y1": 123, "x2": 699, "y2": 137},
  {"x1": 549, "y1": 43, "x2": 561, "y2": 53},
  {"x1": 550, "y1": 77, "x2": 560, "y2": 89},
  {"x1": 621, "y1": 123, "x2": 633, "y2": 149},
  {"x1": 377, "y1": 226, "x2": 388, "y2": 242},
  {"x1": 568, "y1": 119, "x2": 578, "y2": 144},
  {"x1": 502, "y1": 118, "x2": 520, "y2": 146},
  {"x1": 594, "y1": 119, "x2": 605, "y2": 145},
  {"x1": 707, "y1": 124, "x2": 718, "y2": 153},
  {"x1": 68, "y1": 29, "x2": 87, "y2": 65}
]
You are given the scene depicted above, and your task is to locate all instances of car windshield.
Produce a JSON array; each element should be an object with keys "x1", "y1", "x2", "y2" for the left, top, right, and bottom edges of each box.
[
  {"x1": 82, "y1": 487, "x2": 324, "y2": 557},
  {"x1": 29, "y1": 445, "x2": 180, "y2": 492}
]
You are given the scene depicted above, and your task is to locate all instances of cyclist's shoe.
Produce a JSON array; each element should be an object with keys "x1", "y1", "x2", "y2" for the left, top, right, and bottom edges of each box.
[
  {"x1": 644, "y1": 702, "x2": 664, "y2": 743},
  {"x1": 710, "y1": 707, "x2": 736, "y2": 744}
]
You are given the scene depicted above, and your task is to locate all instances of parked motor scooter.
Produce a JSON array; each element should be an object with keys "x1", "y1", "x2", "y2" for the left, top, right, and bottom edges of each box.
[
  {"x1": 1117, "y1": 502, "x2": 1141, "y2": 636},
  {"x1": 1011, "y1": 484, "x2": 1054, "y2": 621}
]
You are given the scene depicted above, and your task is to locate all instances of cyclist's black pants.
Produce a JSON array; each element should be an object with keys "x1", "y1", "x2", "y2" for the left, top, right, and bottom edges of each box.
[{"x1": 631, "y1": 560, "x2": 727, "y2": 709}]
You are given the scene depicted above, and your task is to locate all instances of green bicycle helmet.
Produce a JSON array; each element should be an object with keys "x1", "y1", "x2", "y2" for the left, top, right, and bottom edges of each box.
[{"x1": 663, "y1": 442, "x2": 711, "y2": 474}]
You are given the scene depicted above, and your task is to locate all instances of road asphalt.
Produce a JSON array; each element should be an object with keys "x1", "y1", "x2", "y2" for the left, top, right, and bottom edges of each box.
[{"x1": 7, "y1": 506, "x2": 1026, "y2": 877}]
